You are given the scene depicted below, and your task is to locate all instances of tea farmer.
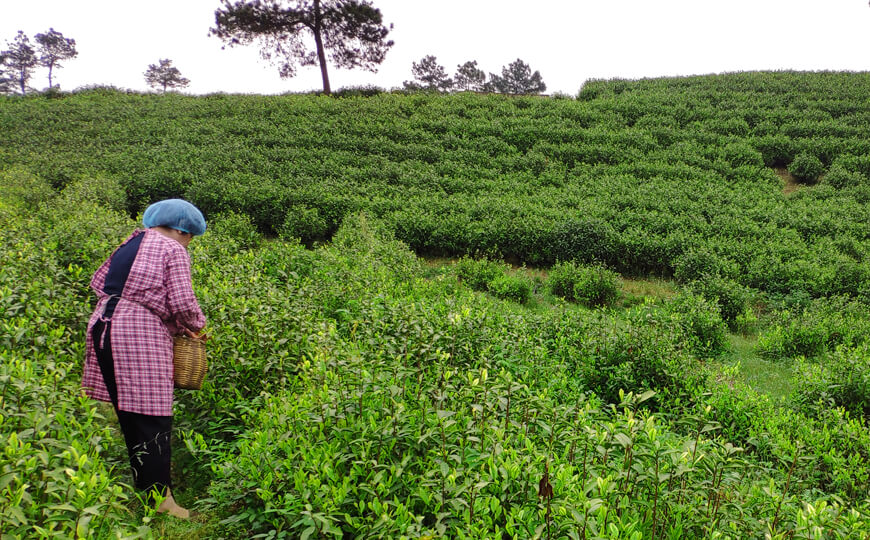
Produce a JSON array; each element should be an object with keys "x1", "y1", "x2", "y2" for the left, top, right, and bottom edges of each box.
[{"x1": 81, "y1": 199, "x2": 207, "y2": 519}]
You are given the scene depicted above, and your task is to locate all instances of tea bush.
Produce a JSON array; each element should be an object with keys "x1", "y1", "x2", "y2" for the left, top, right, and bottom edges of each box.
[
  {"x1": 547, "y1": 260, "x2": 621, "y2": 307},
  {"x1": 207, "y1": 210, "x2": 262, "y2": 251},
  {"x1": 789, "y1": 152, "x2": 825, "y2": 183},
  {"x1": 686, "y1": 275, "x2": 753, "y2": 327},
  {"x1": 661, "y1": 292, "x2": 728, "y2": 357},
  {"x1": 791, "y1": 343, "x2": 870, "y2": 418},
  {"x1": 0, "y1": 202, "x2": 148, "y2": 538},
  {"x1": 278, "y1": 203, "x2": 329, "y2": 244},
  {"x1": 823, "y1": 163, "x2": 869, "y2": 189},
  {"x1": 673, "y1": 249, "x2": 739, "y2": 283},
  {"x1": 5, "y1": 72, "x2": 870, "y2": 537},
  {"x1": 757, "y1": 296, "x2": 870, "y2": 360},
  {"x1": 488, "y1": 273, "x2": 533, "y2": 304},
  {"x1": 6, "y1": 74, "x2": 870, "y2": 297},
  {"x1": 454, "y1": 256, "x2": 505, "y2": 292},
  {"x1": 0, "y1": 166, "x2": 56, "y2": 209}
]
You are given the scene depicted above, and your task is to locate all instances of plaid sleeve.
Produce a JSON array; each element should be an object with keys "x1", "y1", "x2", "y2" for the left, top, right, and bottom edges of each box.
[{"x1": 164, "y1": 245, "x2": 206, "y2": 333}]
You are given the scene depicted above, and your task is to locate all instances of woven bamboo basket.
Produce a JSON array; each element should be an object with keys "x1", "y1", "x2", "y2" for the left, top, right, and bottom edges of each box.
[{"x1": 173, "y1": 335, "x2": 207, "y2": 390}]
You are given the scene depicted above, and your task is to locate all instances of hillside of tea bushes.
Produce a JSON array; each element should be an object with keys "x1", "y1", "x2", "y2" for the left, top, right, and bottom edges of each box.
[
  {"x1": 1, "y1": 72, "x2": 870, "y2": 538},
  {"x1": 4, "y1": 72, "x2": 870, "y2": 298}
]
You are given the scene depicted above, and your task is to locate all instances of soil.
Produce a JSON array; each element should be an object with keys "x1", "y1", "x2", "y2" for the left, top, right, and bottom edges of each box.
[{"x1": 774, "y1": 166, "x2": 801, "y2": 195}]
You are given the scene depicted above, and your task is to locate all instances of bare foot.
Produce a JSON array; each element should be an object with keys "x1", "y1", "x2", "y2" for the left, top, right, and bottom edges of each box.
[{"x1": 156, "y1": 488, "x2": 190, "y2": 519}]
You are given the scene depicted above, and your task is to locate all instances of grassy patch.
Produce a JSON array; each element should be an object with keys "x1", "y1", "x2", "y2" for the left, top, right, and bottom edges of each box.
[
  {"x1": 619, "y1": 276, "x2": 677, "y2": 306},
  {"x1": 718, "y1": 334, "x2": 794, "y2": 399}
]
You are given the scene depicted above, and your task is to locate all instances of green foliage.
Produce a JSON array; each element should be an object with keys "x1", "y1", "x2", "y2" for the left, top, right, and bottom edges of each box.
[
  {"x1": 279, "y1": 204, "x2": 329, "y2": 244},
  {"x1": 673, "y1": 249, "x2": 738, "y2": 283},
  {"x1": 488, "y1": 273, "x2": 532, "y2": 304},
  {"x1": 5, "y1": 74, "x2": 870, "y2": 297},
  {"x1": 757, "y1": 296, "x2": 870, "y2": 360},
  {"x1": 454, "y1": 256, "x2": 504, "y2": 292},
  {"x1": 686, "y1": 275, "x2": 753, "y2": 326},
  {"x1": 662, "y1": 292, "x2": 728, "y2": 357},
  {"x1": 547, "y1": 260, "x2": 621, "y2": 307},
  {"x1": 332, "y1": 84, "x2": 385, "y2": 98},
  {"x1": 35, "y1": 187, "x2": 135, "y2": 272},
  {"x1": 5, "y1": 73, "x2": 870, "y2": 538},
  {"x1": 824, "y1": 162, "x2": 869, "y2": 189},
  {"x1": 789, "y1": 152, "x2": 825, "y2": 183},
  {"x1": 59, "y1": 174, "x2": 128, "y2": 212},
  {"x1": 792, "y1": 344, "x2": 870, "y2": 418},
  {"x1": 207, "y1": 210, "x2": 261, "y2": 250},
  {"x1": 753, "y1": 134, "x2": 797, "y2": 167},
  {"x1": 0, "y1": 209, "x2": 148, "y2": 537},
  {"x1": 0, "y1": 166, "x2": 56, "y2": 209}
]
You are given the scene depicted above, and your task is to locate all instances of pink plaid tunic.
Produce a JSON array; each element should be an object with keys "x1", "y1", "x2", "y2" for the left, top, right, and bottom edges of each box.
[{"x1": 82, "y1": 229, "x2": 206, "y2": 416}]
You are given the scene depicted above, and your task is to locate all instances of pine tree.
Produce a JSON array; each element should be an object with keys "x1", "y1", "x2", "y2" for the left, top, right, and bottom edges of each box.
[
  {"x1": 144, "y1": 59, "x2": 190, "y2": 93},
  {"x1": 35, "y1": 28, "x2": 78, "y2": 89},
  {"x1": 488, "y1": 58, "x2": 546, "y2": 95},
  {"x1": 454, "y1": 60, "x2": 486, "y2": 92},
  {"x1": 1, "y1": 31, "x2": 38, "y2": 95},
  {"x1": 211, "y1": 0, "x2": 393, "y2": 94},
  {"x1": 403, "y1": 55, "x2": 452, "y2": 91}
]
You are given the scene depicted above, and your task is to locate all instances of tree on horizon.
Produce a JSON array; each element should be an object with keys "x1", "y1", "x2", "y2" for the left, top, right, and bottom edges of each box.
[
  {"x1": 211, "y1": 0, "x2": 394, "y2": 95},
  {"x1": 403, "y1": 55, "x2": 452, "y2": 92},
  {"x1": 144, "y1": 59, "x2": 190, "y2": 93},
  {"x1": 0, "y1": 54, "x2": 12, "y2": 94},
  {"x1": 35, "y1": 28, "x2": 78, "y2": 89},
  {"x1": 488, "y1": 58, "x2": 546, "y2": 95},
  {"x1": 454, "y1": 60, "x2": 486, "y2": 92},
  {"x1": 1, "y1": 31, "x2": 38, "y2": 95}
]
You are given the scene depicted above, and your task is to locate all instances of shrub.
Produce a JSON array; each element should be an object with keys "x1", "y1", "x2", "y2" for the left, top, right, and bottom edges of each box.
[
  {"x1": 36, "y1": 199, "x2": 135, "y2": 272},
  {"x1": 673, "y1": 248, "x2": 739, "y2": 283},
  {"x1": 59, "y1": 175, "x2": 128, "y2": 212},
  {"x1": 581, "y1": 317, "x2": 698, "y2": 404},
  {"x1": 722, "y1": 142, "x2": 764, "y2": 168},
  {"x1": 757, "y1": 296, "x2": 870, "y2": 360},
  {"x1": 488, "y1": 273, "x2": 532, "y2": 304},
  {"x1": 0, "y1": 167, "x2": 56, "y2": 210},
  {"x1": 279, "y1": 204, "x2": 329, "y2": 244},
  {"x1": 333, "y1": 85, "x2": 385, "y2": 98},
  {"x1": 791, "y1": 344, "x2": 870, "y2": 419},
  {"x1": 208, "y1": 210, "x2": 262, "y2": 250},
  {"x1": 454, "y1": 256, "x2": 504, "y2": 292},
  {"x1": 548, "y1": 218, "x2": 617, "y2": 266},
  {"x1": 789, "y1": 152, "x2": 825, "y2": 183},
  {"x1": 547, "y1": 260, "x2": 621, "y2": 307},
  {"x1": 663, "y1": 292, "x2": 728, "y2": 357},
  {"x1": 823, "y1": 163, "x2": 869, "y2": 189},
  {"x1": 753, "y1": 134, "x2": 797, "y2": 167},
  {"x1": 686, "y1": 275, "x2": 753, "y2": 326},
  {"x1": 573, "y1": 264, "x2": 621, "y2": 307}
]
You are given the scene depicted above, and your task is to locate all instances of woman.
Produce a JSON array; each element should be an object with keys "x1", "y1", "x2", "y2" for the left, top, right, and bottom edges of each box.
[{"x1": 81, "y1": 199, "x2": 207, "y2": 518}]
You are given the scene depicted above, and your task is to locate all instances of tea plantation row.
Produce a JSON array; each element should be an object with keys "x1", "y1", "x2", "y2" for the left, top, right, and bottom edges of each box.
[
  {"x1": 1, "y1": 173, "x2": 869, "y2": 538},
  {"x1": 3, "y1": 71, "x2": 870, "y2": 302}
]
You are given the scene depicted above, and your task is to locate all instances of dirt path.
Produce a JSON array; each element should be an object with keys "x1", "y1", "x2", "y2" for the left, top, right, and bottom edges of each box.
[{"x1": 774, "y1": 166, "x2": 801, "y2": 195}]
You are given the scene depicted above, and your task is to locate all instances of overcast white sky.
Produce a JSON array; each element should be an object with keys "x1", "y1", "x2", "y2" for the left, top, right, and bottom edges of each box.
[{"x1": 3, "y1": 1, "x2": 870, "y2": 95}]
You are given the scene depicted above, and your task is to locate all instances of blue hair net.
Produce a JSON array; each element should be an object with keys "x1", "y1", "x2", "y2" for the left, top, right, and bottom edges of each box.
[{"x1": 142, "y1": 199, "x2": 207, "y2": 236}]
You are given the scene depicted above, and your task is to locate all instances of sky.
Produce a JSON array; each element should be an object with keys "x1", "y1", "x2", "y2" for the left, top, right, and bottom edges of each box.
[{"x1": 3, "y1": 0, "x2": 870, "y2": 95}]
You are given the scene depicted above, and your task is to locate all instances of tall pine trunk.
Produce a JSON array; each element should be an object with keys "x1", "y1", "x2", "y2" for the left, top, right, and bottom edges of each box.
[{"x1": 313, "y1": 0, "x2": 331, "y2": 94}]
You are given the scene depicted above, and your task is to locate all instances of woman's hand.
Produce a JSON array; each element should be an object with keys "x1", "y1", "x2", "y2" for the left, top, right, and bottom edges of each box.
[{"x1": 183, "y1": 327, "x2": 210, "y2": 342}]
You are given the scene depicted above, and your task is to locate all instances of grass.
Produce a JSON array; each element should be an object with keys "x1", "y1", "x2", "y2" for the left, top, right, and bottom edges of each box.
[
  {"x1": 717, "y1": 334, "x2": 794, "y2": 399},
  {"x1": 619, "y1": 276, "x2": 677, "y2": 307}
]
